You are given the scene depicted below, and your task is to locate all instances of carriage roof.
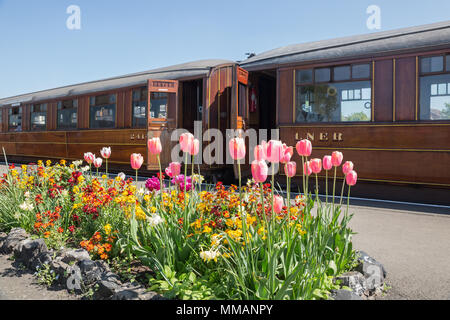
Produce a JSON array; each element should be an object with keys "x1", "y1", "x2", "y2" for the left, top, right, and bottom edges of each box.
[
  {"x1": 0, "y1": 59, "x2": 234, "y2": 106},
  {"x1": 240, "y1": 20, "x2": 450, "y2": 70}
]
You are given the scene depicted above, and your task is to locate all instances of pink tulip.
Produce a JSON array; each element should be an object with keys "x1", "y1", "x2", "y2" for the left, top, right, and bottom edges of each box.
[
  {"x1": 93, "y1": 157, "x2": 102, "y2": 168},
  {"x1": 323, "y1": 155, "x2": 332, "y2": 171},
  {"x1": 84, "y1": 152, "x2": 95, "y2": 164},
  {"x1": 254, "y1": 145, "x2": 266, "y2": 161},
  {"x1": 189, "y1": 138, "x2": 200, "y2": 156},
  {"x1": 130, "y1": 153, "x2": 144, "y2": 170},
  {"x1": 229, "y1": 137, "x2": 246, "y2": 160},
  {"x1": 165, "y1": 167, "x2": 173, "y2": 178},
  {"x1": 303, "y1": 161, "x2": 312, "y2": 176},
  {"x1": 280, "y1": 144, "x2": 294, "y2": 164},
  {"x1": 331, "y1": 151, "x2": 343, "y2": 167},
  {"x1": 296, "y1": 139, "x2": 312, "y2": 157},
  {"x1": 148, "y1": 137, "x2": 162, "y2": 155},
  {"x1": 346, "y1": 170, "x2": 358, "y2": 186},
  {"x1": 273, "y1": 195, "x2": 284, "y2": 214},
  {"x1": 251, "y1": 160, "x2": 268, "y2": 183},
  {"x1": 180, "y1": 132, "x2": 194, "y2": 153},
  {"x1": 100, "y1": 147, "x2": 111, "y2": 159},
  {"x1": 310, "y1": 158, "x2": 322, "y2": 174},
  {"x1": 284, "y1": 161, "x2": 297, "y2": 178},
  {"x1": 266, "y1": 140, "x2": 283, "y2": 163},
  {"x1": 342, "y1": 161, "x2": 354, "y2": 175},
  {"x1": 169, "y1": 162, "x2": 181, "y2": 177}
]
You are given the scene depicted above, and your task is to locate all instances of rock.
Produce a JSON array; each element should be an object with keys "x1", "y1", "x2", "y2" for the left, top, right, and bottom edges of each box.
[
  {"x1": 94, "y1": 273, "x2": 122, "y2": 299},
  {"x1": 77, "y1": 260, "x2": 105, "y2": 284},
  {"x1": 355, "y1": 251, "x2": 386, "y2": 290},
  {"x1": 60, "y1": 249, "x2": 91, "y2": 264},
  {"x1": 14, "y1": 239, "x2": 49, "y2": 268},
  {"x1": 0, "y1": 232, "x2": 7, "y2": 247},
  {"x1": 336, "y1": 271, "x2": 368, "y2": 296},
  {"x1": 50, "y1": 258, "x2": 71, "y2": 283},
  {"x1": 0, "y1": 228, "x2": 29, "y2": 254},
  {"x1": 330, "y1": 289, "x2": 364, "y2": 300},
  {"x1": 30, "y1": 251, "x2": 53, "y2": 271},
  {"x1": 112, "y1": 283, "x2": 163, "y2": 300}
]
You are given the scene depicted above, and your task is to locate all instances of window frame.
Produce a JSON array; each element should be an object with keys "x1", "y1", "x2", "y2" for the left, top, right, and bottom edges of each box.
[
  {"x1": 418, "y1": 53, "x2": 450, "y2": 122},
  {"x1": 294, "y1": 61, "x2": 373, "y2": 124},
  {"x1": 57, "y1": 99, "x2": 78, "y2": 130},
  {"x1": 89, "y1": 93, "x2": 117, "y2": 129},
  {"x1": 132, "y1": 87, "x2": 148, "y2": 128},
  {"x1": 8, "y1": 106, "x2": 23, "y2": 132},
  {"x1": 30, "y1": 103, "x2": 48, "y2": 131}
]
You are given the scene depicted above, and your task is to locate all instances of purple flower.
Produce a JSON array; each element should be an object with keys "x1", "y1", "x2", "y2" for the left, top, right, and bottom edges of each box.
[
  {"x1": 145, "y1": 176, "x2": 163, "y2": 192},
  {"x1": 171, "y1": 174, "x2": 192, "y2": 192}
]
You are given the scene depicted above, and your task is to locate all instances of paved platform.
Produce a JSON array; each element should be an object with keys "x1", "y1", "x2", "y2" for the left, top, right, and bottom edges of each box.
[{"x1": 348, "y1": 202, "x2": 450, "y2": 300}]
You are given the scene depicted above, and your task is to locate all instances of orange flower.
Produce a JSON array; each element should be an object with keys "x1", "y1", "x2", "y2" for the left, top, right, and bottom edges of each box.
[
  {"x1": 43, "y1": 231, "x2": 51, "y2": 238},
  {"x1": 57, "y1": 227, "x2": 64, "y2": 233},
  {"x1": 100, "y1": 253, "x2": 108, "y2": 260}
]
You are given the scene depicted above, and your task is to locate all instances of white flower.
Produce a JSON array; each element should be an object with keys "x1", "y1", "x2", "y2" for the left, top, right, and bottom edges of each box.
[
  {"x1": 24, "y1": 191, "x2": 31, "y2": 199},
  {"x1": 117, "y1": 172, "x2": 126, "y2": 181},
  {"x1": 199, "y1": 250, "x2": 220, "y2": 262},
  {"x1": 147, "y1": 214, "x2": 164, "y2": 227},
  {"x1": 81, "y1": 166, "x2": 90, "y2": 172},
  {"x1": 137, "y1": 188, "x2": 145, "y2": 196},
  {"x1": 72, "y1": 160, "x2": 83, "y2": 167},
  {"x1": 61, "y1": 190, "x2": 69, "y2": 197},
  {"x1": 19, "y1": 201, "x2": 34, "y2": 211},
  {"x1": 14, "y1": 211, "x2": 22, "y2": 219}
]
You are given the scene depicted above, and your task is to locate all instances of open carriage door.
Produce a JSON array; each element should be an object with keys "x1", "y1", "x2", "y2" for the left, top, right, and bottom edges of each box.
[
  {"x1": 146, "y1": 79, "x2": 179, "y2": 170},
  {"x1": 232, "y1": 67, "x2": 250, "y2": 178}
]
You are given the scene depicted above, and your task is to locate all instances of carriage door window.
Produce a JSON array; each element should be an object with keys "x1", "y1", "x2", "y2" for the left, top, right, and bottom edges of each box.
[
  {"x1": 419, "y1": 54, "x2": 450, "y2": 120},
  {"x1": 57, "y1": 99, "x2": 78, "y2": 129},
  {"x1": 30, "y1": 103, "x2": 47, "y2": 131},
  {"x1": 89, "y1": 94, "x2": 116, "y2": 129},
  {"x1": 132, "y1": 87, "x2": 147, "y2": 127},
  {"x1": 149, "y1": 92, "x2": 167, "y2": 119}
]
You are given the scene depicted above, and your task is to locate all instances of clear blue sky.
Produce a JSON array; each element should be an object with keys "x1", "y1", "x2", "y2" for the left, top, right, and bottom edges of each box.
[{"x1": 0, "y1": 0, "x2": 449, "y2": 98}]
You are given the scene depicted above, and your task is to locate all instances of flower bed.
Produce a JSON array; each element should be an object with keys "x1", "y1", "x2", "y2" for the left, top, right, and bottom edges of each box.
[{"x1": 0, "y1": 137, "x2": 361, "y2": 300}]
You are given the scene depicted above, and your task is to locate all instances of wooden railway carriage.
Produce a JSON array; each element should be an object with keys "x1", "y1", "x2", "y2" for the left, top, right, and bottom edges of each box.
[
  {"x1": 240, "y1": 21, "x2": 450, "y2": 205},
  {"x1": 0, "y1": 59, "x2": 249, "y2": 178}
]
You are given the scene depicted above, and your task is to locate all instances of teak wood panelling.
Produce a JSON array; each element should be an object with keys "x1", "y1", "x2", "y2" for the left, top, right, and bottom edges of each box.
[
  {"x1": 277, "y1": 68, "x2": 294, "y2": 125},
  {"x1": 117, "y1": 91, "x2": 125, "y2": 128},
  {"x1": 124, "y1": 90, "x2": 132, "y2": 128},
  {"x1": 279, "y1": 125, "x2": 450, "y2": 185},
  {"x1": 395, "y1": 57, "x2": 416, "y2": 121},
  {"x1": 374, "y1": 59, "x2": 394, "y2": 122}
]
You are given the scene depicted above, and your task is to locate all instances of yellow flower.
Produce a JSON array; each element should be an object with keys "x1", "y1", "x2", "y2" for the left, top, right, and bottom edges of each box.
[
  {"x1": 37, "y1": 160, "x2": 43, "y2": 167},
  {"x1": 203, "y1": 225, "x2": 212, "y2": 234},
  {"x1": 46, "y1": 160, "x2": 52, "y2": 167},
  {"x1": 60, "y1": 159, "x2": 67, "y2": 166},
  {"x1": 135, "y1": 205, "x2": 146, "y2": 220},
  {"x1": 104, "y1": 224, "x2": 112, "y2": 235}
]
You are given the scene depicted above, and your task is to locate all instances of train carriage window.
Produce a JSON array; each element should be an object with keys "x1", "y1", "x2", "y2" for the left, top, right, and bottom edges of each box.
[
  {"x1": 57, "y1": 99, "x2": 78, "y2": 129},
  {"x1": 89, "y1": 94, "x2": 116, "y2": 128},
  {"x1": 315, "y1": 68, "x2": 331, "y2": 82},
  {"x1": 419, "y1": 54, "x2": 450, "y2": 121},
  {"x1": 30, "y1": 104, "x2": 47, "y2": 131},
  {"x1": 132, "y1": 87, "x2": 147, "y2": 127},
  {"x1": 149, "y1": 92, "x2": 167, "y2": 119},
  {"x1": 296, "y1": 69, "x2": 313, "y2": 84},
  {"x1": 8, "y1": 107, "x2": 22, "y2": 132},
  {"x1": 352, "y1": 64, "x2": 371, "y2": 79},
  {"x1": 421, "y1": 56, "x2": 444, "y2": 73},
  {"x1": 295, "y1": 63, "x2": 372, "y2": 123}
]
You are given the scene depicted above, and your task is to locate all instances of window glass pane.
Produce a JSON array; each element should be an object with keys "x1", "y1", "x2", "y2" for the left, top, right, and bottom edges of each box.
[
  {"x1": 90, "y1": 105, "x2": 116, "y2": 128},
  {"x1": 149, "y1": 92, "x2": 167, "y2": 119},
  {"x1": 446, "y1": 55, "x2": 450, "y2": 71},
  {"x1": 315, "y1": 68, "x2": 330, "y2": 82},
  {"x1": 296, "y1": 69, "x2": 313, "y2": 84},
  {"x1": 333, "y1": 66, "x2": 351, "y2": 81},
  {"x1": 31, "y1": 104, "x2": 46, "y2": 131},
  {"x1": 438, "y1": 83, "x2": 447, "y2": 95},
  {"x1": 57, "y1": 100, "x2": 77, "y2": 129},
  {"x1": 295, "y1": 81, "x2": 371, "y2": 123},
  {"x1": 421, "y1": 56, "x2": 444, "y2": 73},
  {"x1": 352, "y1": 64, "x2": 371, "y2": 79},
  {"x1": 420, "y1": 74, "x2": 450, "y2": 120},
  {"x1": 9, "y1": 107, "x2": 22, "y2": 131},
  {"x1": 132, "y1": 88, "x2": 147, "y2": 127}
]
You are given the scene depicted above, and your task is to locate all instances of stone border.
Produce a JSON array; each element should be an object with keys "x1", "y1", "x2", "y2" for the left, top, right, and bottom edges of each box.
[
  {"x1": 0, "y1": 228, "x2": 164, "y2": 300},
  {"x1": 1, "y1": 228, "x2": 387, "y2": 300}
]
